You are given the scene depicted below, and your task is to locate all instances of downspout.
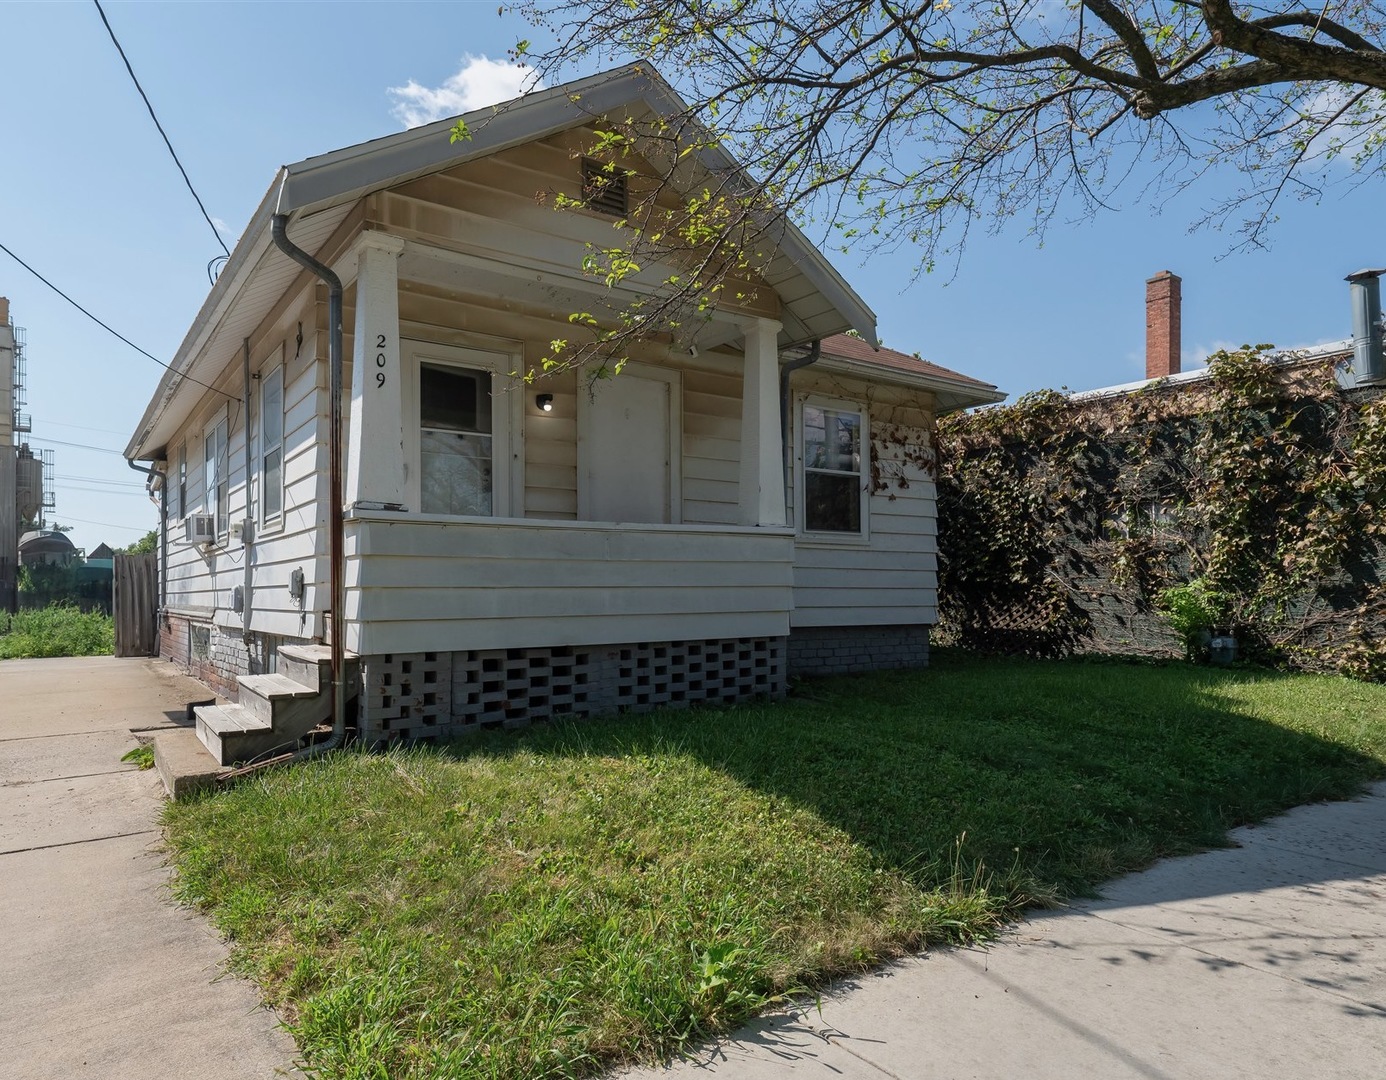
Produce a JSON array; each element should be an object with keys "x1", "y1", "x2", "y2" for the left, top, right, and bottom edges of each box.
[
  {"x1": 270, "y1": 213, "x2": 346, "y2": 757},
  {"x1": 779, "y1": 340, "x2": 821, "y2": 516},
  {"x1": 242, "y1": 337, "x2": 254, "y2": 646},
  {"x1": 127, "y1": 458, "x2": 167, "y2": 616}
]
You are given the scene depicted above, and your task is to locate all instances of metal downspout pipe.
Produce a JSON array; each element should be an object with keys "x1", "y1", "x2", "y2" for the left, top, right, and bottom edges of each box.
[
  {"x1": 270, "y1": 214, "x2": 347, "y2": 756},
  {"x1": 241, "y1": 338, "x2": 254, "y2": 646},
  {"x1": 779, "y1": 340, "x2": 821, "y2": 515}
]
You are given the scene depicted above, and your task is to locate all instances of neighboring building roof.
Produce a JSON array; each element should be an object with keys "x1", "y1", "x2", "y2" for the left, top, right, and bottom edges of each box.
[
  {"x1": 1072, "y1": 340, "x2": 1353, "y2": 401},
  {"x1": 817, "y1": 333, "x2": 1005, "y2": 413},
  {"x1": 88, "y1": 542, "x2": 115, "y2": 560},
  {"x1": 127, "y1": 64, "x2": 883, "y2": 460}
]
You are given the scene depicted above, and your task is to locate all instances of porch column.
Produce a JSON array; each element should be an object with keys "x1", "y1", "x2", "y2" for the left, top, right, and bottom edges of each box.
[
  {"x1": 346, "y1": 232, "x2": 408, "y2": 511},
  {"x1": 738, "y1": 317, "x2": 787, "y2": 527}
]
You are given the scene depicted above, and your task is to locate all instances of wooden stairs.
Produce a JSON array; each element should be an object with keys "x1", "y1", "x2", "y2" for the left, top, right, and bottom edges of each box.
[{"x1": 194, "y1": 644, "x2": 357, "y2": 765}]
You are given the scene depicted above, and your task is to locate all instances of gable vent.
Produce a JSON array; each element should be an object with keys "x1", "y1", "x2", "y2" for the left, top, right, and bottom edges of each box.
[{"x1": 581, "y1": 158, "x2": 628, "y2": 217}]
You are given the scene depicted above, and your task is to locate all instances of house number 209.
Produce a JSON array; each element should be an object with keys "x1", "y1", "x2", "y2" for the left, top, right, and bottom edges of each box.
[{"x1": 375, "y1": 334, "x2": 387, "y2": 388}]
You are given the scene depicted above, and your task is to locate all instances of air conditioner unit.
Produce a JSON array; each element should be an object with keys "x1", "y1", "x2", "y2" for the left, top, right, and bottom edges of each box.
[{"x1": 183, "y1": 514, "x2": 215, "y2": 544}]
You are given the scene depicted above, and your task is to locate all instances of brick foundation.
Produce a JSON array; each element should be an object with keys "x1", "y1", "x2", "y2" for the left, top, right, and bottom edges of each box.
[
  {"x1": 358, "y1": 636, "x2": 788, "y2": 745},
  {"x1": 787, "y1": 624, "x2": 930, "y2": 676},
  {"x1": 159, "y1": 612, "x2": 292, "y2": 701}
]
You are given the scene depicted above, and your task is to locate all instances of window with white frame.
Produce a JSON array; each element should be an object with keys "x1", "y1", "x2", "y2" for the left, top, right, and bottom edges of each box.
[
  {"x1": 204, "y1": 415, "x2": 228, "y2": 538},
  {"x1": 801, "y1": 400, "x2": 867, "y2": 535},
  {"x1": 260, "y1": 365, "x2": 284, "y2": 524},
  {"x1": 166, "y1": 447, "x2": 181, "y2": 521},
  {"x1": 176, "y1": 445, "x2": 187, "y2": 521},
  {"x1": 419, "y1": 361, "x2": 494, "y2": 515}
]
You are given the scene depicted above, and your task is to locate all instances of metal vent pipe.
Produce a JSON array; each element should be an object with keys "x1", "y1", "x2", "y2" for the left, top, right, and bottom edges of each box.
[{"x1": 1346, "y1": 268, "x2": 1386, "y2": 386}]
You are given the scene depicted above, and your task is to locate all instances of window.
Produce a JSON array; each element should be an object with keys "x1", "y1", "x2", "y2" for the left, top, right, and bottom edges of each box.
[
  {"x1": 261, "y1": 365, "x2": 284, "y2": 523},
  {"x1": 177, "y1": 446, "x2": 187, "y2": 520},
  {"x1": 581, "y1": 157, "x2": 628, "y2": 217},
  {"x1": 204, "y1": 415, "x2": 228, "y2": 537},
  {"x1": 168, "y1": 446, "x2": 184, "y2": 521},
  {"x1": 419, "y1": 362, "x2": 493, "y2": 515},
  {"x1": 801, "y1": 401, "x2": 866, "y2": 535}
]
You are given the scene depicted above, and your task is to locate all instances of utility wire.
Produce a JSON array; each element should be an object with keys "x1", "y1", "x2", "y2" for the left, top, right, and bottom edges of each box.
[
  {"x1": 26, "y1": 436, "x2": 124, "y2": 456},
  {"x1": 33, "y1": 418, "x2": 131, "y2": 437},
  {"x1": 48, "y1": 514, "x2": 151, "y2": 534},
  {"x1": 57, "y1": 474, "x2": 145, "y2": 487},
  {"x1": 0, "y1": 239, "x2": 233, "y2": 401},
  {"x1": 92, "y1": 0, "x2": 230, "y2": 259}
]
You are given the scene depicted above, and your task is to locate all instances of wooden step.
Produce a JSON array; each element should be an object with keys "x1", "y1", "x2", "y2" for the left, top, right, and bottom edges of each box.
[
  {"x1": 236, "y1": 673, "x2": 320, "y2": 724},
  {"x1": 194, "y1": 703, "x2": 281, "y2": 766},
  {"x1": 277, "y1": 644, "x2": 360, "y2": 697}
]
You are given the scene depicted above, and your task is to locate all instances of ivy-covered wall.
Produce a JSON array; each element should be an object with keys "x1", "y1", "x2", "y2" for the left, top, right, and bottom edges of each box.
[{"x1": 935, "y1": 348, "x2": 1386, "y2": 679}]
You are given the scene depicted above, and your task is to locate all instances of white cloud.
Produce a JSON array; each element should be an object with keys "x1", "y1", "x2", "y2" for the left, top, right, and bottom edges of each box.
[
  {"x1": 387, "y1": 55, "x2": 542, "y2": 129},
  {"x1": 211, "y1": 216, "x2": 233, "y2": 238}
]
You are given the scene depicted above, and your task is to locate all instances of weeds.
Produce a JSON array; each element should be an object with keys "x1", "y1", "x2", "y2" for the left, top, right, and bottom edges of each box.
[
  {"x1": 122, "y1": 745, "x2": 155, "y2": 770},
  {"x1": 0, "y1": 603, "x2": 114, "y2": 659}
]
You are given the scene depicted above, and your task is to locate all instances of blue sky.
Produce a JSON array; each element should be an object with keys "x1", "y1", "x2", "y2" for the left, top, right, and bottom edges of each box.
[{"x1": 1, "y1": 1, "x2": 1377, "y2": 554}]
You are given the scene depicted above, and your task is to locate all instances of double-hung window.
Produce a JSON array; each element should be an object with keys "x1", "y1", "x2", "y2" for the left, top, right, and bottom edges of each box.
[
  {"x1": 801, "y1": 400, "x2": 867, "y2": 536},
  {"x1": 260, "y1": 365, "x2": 284, "y2": 524},
  {"x1": 419, "y1": 362, "x2": 494, "y2": 516},
  {"x1": 168, "y1": 446, "x2": 183, "y2": 521},
  {"x1": 204, "y1": 415, "x2": 228, "y2": 538}
]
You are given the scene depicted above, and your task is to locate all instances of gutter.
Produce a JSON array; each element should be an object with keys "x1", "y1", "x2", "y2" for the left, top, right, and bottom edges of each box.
[{"x1": 269, "y1": 213, "x2": 347, "y2": 758}]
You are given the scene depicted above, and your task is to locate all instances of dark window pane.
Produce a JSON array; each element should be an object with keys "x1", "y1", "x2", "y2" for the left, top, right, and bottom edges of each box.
[
  {"x1": 806, "y1": 472, "x2": 860, "y2": 532},
  {"x1": 420, "y1": 364, "x2": 489, "y2": 433}
]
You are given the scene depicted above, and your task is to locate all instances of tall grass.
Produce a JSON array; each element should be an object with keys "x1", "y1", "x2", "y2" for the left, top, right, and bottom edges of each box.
[{"x1": 0, "y1": 603, "x2": 115, "y2": 659}]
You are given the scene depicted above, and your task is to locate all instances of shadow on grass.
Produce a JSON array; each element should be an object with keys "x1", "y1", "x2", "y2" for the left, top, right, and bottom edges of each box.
[{"x1": 442, "y1": 654, "x2": 1386, "y2": 905}]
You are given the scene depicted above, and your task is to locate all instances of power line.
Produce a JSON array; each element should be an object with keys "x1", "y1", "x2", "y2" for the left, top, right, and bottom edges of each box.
[
  {"x1": 92, "y1": 0, "x2": 229, "y2": 259},
  {"x1": 33, "y1": 418, "x2": 131, "y2": 437},
  {"x1": 26, "y1": 436, "x2": 124, "y2": 456},
  {"x1": 56, "y1": 474, "x2": 145, "y2": 487},
  {"x1": 0, "y1": 239, "x2": 233, "y2": 401},
  {"x1": 47, "y1": 514, "x2": 152, "y2": 534}
]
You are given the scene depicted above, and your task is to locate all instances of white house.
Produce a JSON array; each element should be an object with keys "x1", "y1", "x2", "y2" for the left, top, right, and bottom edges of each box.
[{"x1": 124, "y1": 65, "x2": 1003, "y2": 765}]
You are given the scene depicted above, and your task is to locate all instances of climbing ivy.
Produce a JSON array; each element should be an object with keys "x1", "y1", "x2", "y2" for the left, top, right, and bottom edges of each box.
[{"x1": 935, "y1": 347, "x2": 1386, "y2": 679}]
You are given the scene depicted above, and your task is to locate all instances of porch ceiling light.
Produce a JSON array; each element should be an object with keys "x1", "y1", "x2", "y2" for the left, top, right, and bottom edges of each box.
[{"x1": 536, "y1": 393, "x2": 554, "y2": 412}]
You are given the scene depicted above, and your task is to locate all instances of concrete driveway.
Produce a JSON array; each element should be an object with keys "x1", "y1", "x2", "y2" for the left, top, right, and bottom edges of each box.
[
  {"x1": 624, "y1": 783, "x2": 1386, "y2": 1080},
  {"x1": 0, "y1": 656, "x2": 298, "y2": 1079}
]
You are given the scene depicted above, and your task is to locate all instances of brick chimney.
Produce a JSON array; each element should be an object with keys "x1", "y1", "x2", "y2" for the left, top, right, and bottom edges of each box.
[{"x1": 1145, "y1": 271, "x2": 1181, "y2": 379}]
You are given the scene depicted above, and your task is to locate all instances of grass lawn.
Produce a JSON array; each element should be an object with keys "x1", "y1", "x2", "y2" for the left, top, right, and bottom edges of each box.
[{"x1": 163, "y1": 655, "x2": 1386, "y2": 1079}]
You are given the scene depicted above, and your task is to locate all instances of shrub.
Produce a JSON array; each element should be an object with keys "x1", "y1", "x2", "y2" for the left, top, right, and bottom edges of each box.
[
  {"x1": 0, "y1": 603, "x2": 115, "y2": 659},
  {"x1": 1158, "y1": 578, "x2": 1229, "y2": 661}
]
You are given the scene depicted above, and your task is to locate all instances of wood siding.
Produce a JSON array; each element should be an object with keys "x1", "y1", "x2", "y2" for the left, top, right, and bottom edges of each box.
[
  {"x1": 344, "y1": 516, "x2": 794, "y2": 654},
  {"x1": 162, "y1": 282, "x2": 328, "y2": 643},
  {"x1": 787, "y1": 370, "x2": 939, "y2": 628}
]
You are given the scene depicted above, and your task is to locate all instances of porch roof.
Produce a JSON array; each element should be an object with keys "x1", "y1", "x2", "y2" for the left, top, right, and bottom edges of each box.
[{"x1": 126, "y1": 65, "x2": 879, "y2": 461}]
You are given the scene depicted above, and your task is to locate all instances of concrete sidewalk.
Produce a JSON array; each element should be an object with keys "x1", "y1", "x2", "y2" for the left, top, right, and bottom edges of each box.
[
  {"x1": 626, "y1": 784, "x2": 1386, "y2": 1080},
  {"x1": 0, "y1": 656, "x2": 298, "y2": 1079}
]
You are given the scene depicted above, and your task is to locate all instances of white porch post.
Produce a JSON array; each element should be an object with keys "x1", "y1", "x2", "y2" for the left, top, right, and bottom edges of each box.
[
  {"x1": 738, "y1": 317, "x2": 787, "y2": 527},
  {"x1": 346, "y1": 232, "x2": 408, "y2": 511}
]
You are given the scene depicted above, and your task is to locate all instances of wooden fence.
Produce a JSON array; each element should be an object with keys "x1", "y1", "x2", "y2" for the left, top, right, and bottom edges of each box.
[{"x1": 113, "y1": 552, "x2": 157, "y2": 657}]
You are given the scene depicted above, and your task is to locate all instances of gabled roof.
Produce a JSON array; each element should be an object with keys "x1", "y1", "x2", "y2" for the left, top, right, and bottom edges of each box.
[
  {"x1": 127, "y1": 65, "x2": 879, "y2": 459},
  {"x1": 818, "y1": 334, "x2": 1005, "y2": 413}
]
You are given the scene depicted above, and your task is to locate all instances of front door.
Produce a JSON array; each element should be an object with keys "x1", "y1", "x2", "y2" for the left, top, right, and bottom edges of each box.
[{"x1": 585, "y1": 375, "x2": 671, "y2": 523}]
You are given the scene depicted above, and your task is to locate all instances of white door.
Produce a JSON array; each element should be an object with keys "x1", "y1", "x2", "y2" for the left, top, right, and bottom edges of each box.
[{"x1": 586, "y1": 375, "x2": 671, "y2": 522}]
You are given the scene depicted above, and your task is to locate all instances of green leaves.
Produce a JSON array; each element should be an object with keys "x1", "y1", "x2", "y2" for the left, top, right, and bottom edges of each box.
[{"x1": 938, "y1": 346, "x2": 1386, "y2": 677}]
